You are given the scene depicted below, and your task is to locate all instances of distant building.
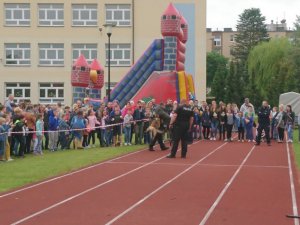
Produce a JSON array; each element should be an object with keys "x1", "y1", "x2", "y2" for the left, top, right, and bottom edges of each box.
[{"x1": 207, "y1": 20, "x2": 294, "y2": 59}]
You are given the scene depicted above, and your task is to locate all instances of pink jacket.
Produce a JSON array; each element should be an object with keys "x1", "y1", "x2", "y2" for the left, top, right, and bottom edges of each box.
[{"x1": 87, "y1": 115, "x2": 100, "y2": 130}]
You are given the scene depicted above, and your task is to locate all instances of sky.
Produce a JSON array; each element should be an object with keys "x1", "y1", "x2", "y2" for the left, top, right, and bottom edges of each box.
[{"x1": 207, "y1": 0, "x2": 300, "y2": 31}]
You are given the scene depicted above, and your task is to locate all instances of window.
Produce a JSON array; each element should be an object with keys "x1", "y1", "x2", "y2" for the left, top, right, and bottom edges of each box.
[
  {"x1": 38, "y1": 4, "x2": 64, "y2": 26},
  {"x1": 213, "y1": 36, "x2": 221, "y2": 46},
  {"x1": 39, "y1": 44, "x2": 64, "y2": 66},
  {"x1": 72, "y1": 44, "x2": 97, "y2": 63},
  {"x1": 230, "y1": 35, "x2": 234, "y2": 42},
  {"x1": 105, "y1": 4, "x2": 131, "y2": 26},
  {"x1": 39, "y1": 83, "x2": 64, "y2": 103},
  {"x1": 72, "y1": 4, "x2": 97, "y2": 26},
  {"x1": 106, "y1": 44, "x2": 131, "y2": 66},
  {"x1": 5, "y1": 83, "x2": 31, "y2": 103},
  {"x1": 4, "y1": 3, "x2": 30, "y2": 26},
  {"x1": 5, "y1": 43, "x2": 31, "y2": 65}
]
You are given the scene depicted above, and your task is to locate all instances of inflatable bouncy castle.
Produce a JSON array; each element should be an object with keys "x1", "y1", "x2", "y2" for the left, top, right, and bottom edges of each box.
[
  {"x1": 72, "y1": 3, "x2": 196, "y2": 106},
  {"x1": 110, "y1": 3, "x2": 195, "y2": 107}
]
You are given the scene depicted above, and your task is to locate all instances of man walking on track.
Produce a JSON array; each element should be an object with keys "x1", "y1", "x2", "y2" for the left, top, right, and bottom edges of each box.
[
  {"x1": 255, "y1": 100, "x2": 272, "y2": 146},
  {"x1": 167, "y1": 99, "x2": 194, "y2": 158}
]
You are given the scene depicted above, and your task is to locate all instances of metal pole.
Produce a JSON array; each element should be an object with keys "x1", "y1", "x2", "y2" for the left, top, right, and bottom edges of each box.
[{"x1": 108, "y1": 33, "x2": 111, "y2": 102}]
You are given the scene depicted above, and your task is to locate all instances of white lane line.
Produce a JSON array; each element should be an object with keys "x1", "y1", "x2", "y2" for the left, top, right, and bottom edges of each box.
[
  {"x1": 0, "y1": 146, "x2": 149, "y2": 198},
  {"x1": 199, "y1": 145, "x2": 255, "y2": 225},
  {"x1": 286, "y1": 136, "x2": 299, "y2": 225},
  {"x1": 10, "y1": 141, "x2": 198, "y2": 225},
  {"x1": 104, "y1": 142, "x2": 229, "y2": 225},
  {"x1": 10, "y1": 154, "x2": 170, "y2": 225}
]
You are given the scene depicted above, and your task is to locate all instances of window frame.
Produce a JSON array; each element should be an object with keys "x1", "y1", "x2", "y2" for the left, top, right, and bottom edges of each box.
[
  {"x1": 105, "y1": 4, "x2": 131, "y2": 27},
  {"x1": 4, "y1": 3, "x2": 30, "y2": 26},
  {"x1": 105, "y1": 43, "x2": 131, "y2": 67},
  {"x1": 39, "y1": 82, "x2": 64, "y2": 104},
  {"x1": 38, "y1": 3, "x2": 64, "y2": 27},
  {"x1": 72, "y1": 44, "x2": 98, "y2": 64},
  {"x1": 213, "y1": 36, "x2": 222, "y2": 47},
  {"x1": 5, "y1": 82, "x2": 31, "y2": 103},
  {"x1": 72, "y1": 4, "x2": 98, "y2": 27},
  {"x1": 5, "y1": 43, "x2": 31, "y2": 66},
  {"x1": 38, "y1": 43, "x2": 64, "y2": 66}
]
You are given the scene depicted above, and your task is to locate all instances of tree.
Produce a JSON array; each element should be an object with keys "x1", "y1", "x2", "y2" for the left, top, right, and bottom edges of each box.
[
  {"x1": 206, "y1": 52, "x2": 228, "y2": 89},
  {"x1": 224, "y1": 61, "x2": 236, "y2": 103},
  {"x1": 211, "y1": 63, "x2": 228, "y2": 102},
  {"x1": 247, "y1": 38, "x2": 292, "y2": 107},
  {"x1": 233, "y1": 8, "x2": 269, "y2": 63},
  {"x1": 292, "y1": 15, "x2": 300, "y2": 46}
]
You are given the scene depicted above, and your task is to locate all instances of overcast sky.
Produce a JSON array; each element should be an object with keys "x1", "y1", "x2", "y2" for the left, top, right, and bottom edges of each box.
[{"x1": 207, "y1": 0, "x2": 300, "y2": 31}]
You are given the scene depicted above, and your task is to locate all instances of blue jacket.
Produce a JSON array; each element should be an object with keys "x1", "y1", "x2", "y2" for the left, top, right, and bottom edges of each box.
[
  {"x1": 236, "y1": 116, "x2": 245, "y2": 128},
  {"x1": 49, "y1": 112, "x2": 59, "y2": 131}
]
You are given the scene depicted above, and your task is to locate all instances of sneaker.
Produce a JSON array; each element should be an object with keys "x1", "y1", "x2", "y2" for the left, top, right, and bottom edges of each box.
[
  {"x1": 161, "y1": 146, "x2": 169, "y2": 151},
  {"x1": 92, "y1": 145, "x2": 96, "y2": 148},
  {"x1": 6, "y1": 158, "x2": 14, "y2": 162},
  {"x1": 128, "y1": 143, "x2": 132, "y2": 146},
  {"x1": 238, "y1": 140, "x2": 241, "y2": 142},
  {"x1": 242, "y1": 140, "x2": 245, "y2": 142},
  {"x1": 214, "y1": 138, "x2": 217, "y2": 141},
  {"x1": 224, "y1": 139, "x2": 228, "y2": 142},
  {"x1": 166, "y1": 155, "x2": 176, "y2": 158},
  {"x1": 210, "y1": 137, "x2": 213, "y2": 140},
  {"x1": 124, "y1": 143, "x2": 128, "y2": 146}
]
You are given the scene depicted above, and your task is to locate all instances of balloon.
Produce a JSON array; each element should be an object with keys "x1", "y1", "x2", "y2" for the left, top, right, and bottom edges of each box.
[{"x1": 90, "y1": 70, "x2": 97, "y2": 83}]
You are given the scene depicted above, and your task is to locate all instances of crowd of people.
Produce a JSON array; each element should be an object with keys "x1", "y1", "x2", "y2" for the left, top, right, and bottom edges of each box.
[{"x1": 0, "y1": 94, "x2": 299, "y2": 162}]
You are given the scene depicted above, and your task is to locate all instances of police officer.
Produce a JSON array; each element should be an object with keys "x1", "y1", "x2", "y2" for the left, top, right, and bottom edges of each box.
[
  {"x1": 167, "y1": 99, "x2": 194, "y2": 158},
  {"x1": 255, "y1": 100, "x2": 272, "y2": 146}
]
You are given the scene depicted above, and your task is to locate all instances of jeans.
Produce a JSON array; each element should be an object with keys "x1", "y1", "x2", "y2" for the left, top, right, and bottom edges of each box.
[
  {"x1": 14, "y1": 136, "x2": 25, "y2": 156},
  {"x1": 0, "y1": 140, "x2": 5, "y2": 158},
  {"x1": 101, "y1": 129, "x2": 109, "y2": 146},
  {"x1": 124, "y1": 126, "x2": 131, "y2": 144},
  {"x1": 49, "y1": 131, "x2": 59, "y2": 150},
  {"x1": 135, "y1": 122, "x2": 144, "y2": 144},
  {"x1": 287, "y1": 124, "x2": 293, "y2": 140},
  {"x1": 211, "y1": 121, "x2": 219, "y2": 138},
  {"x1": 34, "y1": 136, "x2": 43, "y2": 154}
]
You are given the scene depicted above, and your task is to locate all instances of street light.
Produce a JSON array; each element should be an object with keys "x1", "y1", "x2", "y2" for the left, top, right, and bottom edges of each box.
[{"x1": 103, "y1": 22, "x2": 116, "y2": 102}]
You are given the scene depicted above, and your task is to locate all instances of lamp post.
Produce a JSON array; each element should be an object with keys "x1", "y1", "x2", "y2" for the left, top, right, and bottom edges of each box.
[{"x1": 103, "y1": 22, "x2": 116, "y2": 102}]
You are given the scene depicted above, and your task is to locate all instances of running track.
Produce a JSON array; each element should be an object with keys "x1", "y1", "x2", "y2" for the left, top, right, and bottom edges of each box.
[{"x1": 1, "y1": 139, "x2": 300, "y2": 225}]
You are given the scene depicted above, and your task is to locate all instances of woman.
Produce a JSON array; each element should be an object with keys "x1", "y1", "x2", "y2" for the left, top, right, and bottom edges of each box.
[
  {"x1": 210, "y1": 103, "x2": 219, "y2": 141},
  {"x1": 285, "y1": 105, "x2": 295, "y2": 143},
  {"x1": 218, "y1": 103, "x2": 227, "y2": 141},
  {"x1": 244, "y1": 106, "x2": 255, "y2": 142},
  {"x1": 276, "y1": 104, "x2": 285, "y2": 143},
  {"x1": 202, "y1": 105, "x2": 211, "y2": 140}
]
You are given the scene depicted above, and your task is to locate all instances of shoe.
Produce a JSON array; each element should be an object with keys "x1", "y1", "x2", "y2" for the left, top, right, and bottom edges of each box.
[
  {"x1": 128, "y1": 143, "x2": 132, "y2": 146},
  {"x1": 214, "y1": 138, "x2": 216, "y2": 141},
  {"x1": 210, "y1": 138, "x2": 213, "y2": 140},
  {"x1": 124, "y1": 143, "x2": 128, "y2": 146},
  {"x1": 149, "y1": 147, "x2": 155, "y2": 151},
  {"x1": 267, "y1": 143, "x2": 271, "y2": 146},
  {"x1": 181, "y1": 155, "x2": 186, "y2": 159},
  {"x1": 255, "y1": 142, "x2": 260, "y2": 146},
  {"x1": 242, "y1": 140, "x2": 244, "y2": 142},
  {"x1": 161, "y1": 146, "x2": 169, "y2": 151},
  {"x1": 6, "y1": 158, "x2": 14, "y2": 162},
  {"x1": 166, "y1": 155, "x2": 176, "y2": 158},
  {"x1": 92, "y1": 145, "x2": 96, "y2": 148},
  {"x1": 238, "y1": 140, "x2": 241, "y2": 142},
  {"x1": 224, "y1": 139, "x2": 228, "y2": 142}
]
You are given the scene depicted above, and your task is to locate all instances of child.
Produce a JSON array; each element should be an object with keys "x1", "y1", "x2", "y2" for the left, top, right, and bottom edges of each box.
[
  {"x1": 210, "y1": 110, "x2": 219, "y2": 141},
  {"x1": 34, "y1": 114, "x2": 44, "y2": 155},
  {"x1": 2, "y1": 114, "x2": 13, "y2": 161},
  {"x1": 245, "y1": 106, "x2": 255, "y2": 142},
  {"x1": 101, "y1": 110, "x2": 110, "y2": 147},
  {"x1": 70, "y1": 110, "x2": 86, "y2": 150},
  {"x1": 218, "y1": 104, "x2": 227, "y2": 141},
  {"x1": 0, "y1": 117, "x2": 6, "y2": 161},
  {"x1": 13, "y1": 115, "x2": 26, "y2": 157},
  {"x1": 286, "y1": 105, "x2": 295, "y2": 143},
  {"x1": 87, "y1": 110, "x2": 100, "y2": 148},
  {"x1": 123, "y1": 109, "x2": 133, "y2": 146},
  {"x1": 225, "y1": 108, "x2": 235, "y2": 142},
  {"x1": 82, "y1": 111, "x2": 89, "y2": 149},
  {"x1": 236, "y1": 111, "x2": 245, "y2": 142},
  {"x1": 298, "y1": 112, "x2": 300, "y2": 143},
  {"x1": 143, "y1": 107, "x2": 152, "y2": 144},
  {"x1": 58, "y1": 113, "x2": 70, "y2": 150},
  {"x1": 202, "y1": 106, "x2": 211, "y2": 140},
  {"x1": 110, "y1": 106, "x2": 123, "y2": 147}
]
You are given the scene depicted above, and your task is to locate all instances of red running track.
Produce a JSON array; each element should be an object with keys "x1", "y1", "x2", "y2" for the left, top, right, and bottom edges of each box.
[{"x1": 1, "y1": 139, "x2": 300, "y2": 225}]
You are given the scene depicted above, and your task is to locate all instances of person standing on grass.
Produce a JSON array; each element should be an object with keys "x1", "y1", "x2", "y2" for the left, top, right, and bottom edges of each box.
[
  {"x1": 298, "y1": 112, "x2": 300, "y2": 143},
  {"x1": 276, "y1": 104, "x2": 286, "y2": 143},
  {"x1": 0, "y1": 117, "x2": 6, "y2": 161},
  {"x1": 285, "y1": 105, "x2": 295, "y2": 143},
  {"x1": 123, "y1": 109, "x2": 133, "y2": 146},
  {"x1": 167, "y1": 99, "x2": 193, "y2": 159},
  {"x1": 255, "y1": 101, "x2": 272, "y2": 146},
  {"x1": 48, "y1": 109, "x2": 59, "y2": 151},
  {"x1": 34, "y1": 113, "x2": 44, "y2": 155}
]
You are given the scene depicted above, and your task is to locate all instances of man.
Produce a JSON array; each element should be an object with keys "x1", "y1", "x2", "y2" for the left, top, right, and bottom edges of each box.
[
  {"x1": 133, "y1": 101, "x2": 145, "y2": 145},
  {"x1": 149, "y1": 103, "x2": 170, "y2": 151},
  {"x1": 5, "y1": 94, "x2": 14, "y2": 114},
  {"x1": 255, "y1": 101, "x2": 272, "y2": 146},
  {"x1": 240, "y1": 98, "x2": 255, "y2": 115},
  {"x1": 167, "y1": 99, "x2": 194, "y2": 158}
]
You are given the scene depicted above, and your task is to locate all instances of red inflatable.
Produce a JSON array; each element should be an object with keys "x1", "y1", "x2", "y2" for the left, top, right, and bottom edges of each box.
[{"x1": 71, "y1": 54, "x2": 90, "y2": 87}]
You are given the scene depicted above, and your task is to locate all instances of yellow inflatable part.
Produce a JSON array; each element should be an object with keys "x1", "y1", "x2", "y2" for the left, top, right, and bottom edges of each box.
[
  {"x1": 177, "y1": 71, "x2": 188, "y2": 100},
  {"x1": 187, "y1": 74, "x2": 195, "y2": 95}
]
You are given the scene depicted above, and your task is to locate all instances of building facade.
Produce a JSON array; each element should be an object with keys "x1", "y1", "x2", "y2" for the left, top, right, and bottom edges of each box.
[
  {"x1": 207, "y1": 21, "x2": 295, "y2": 59},
  {"x1": 0, "y1": 0, "x2": 206, "y2": 105}
]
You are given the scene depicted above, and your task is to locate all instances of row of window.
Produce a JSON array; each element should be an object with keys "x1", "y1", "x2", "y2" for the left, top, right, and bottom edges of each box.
[
  {"x1": 6, "y1": 82, "x2": 64, "y2": 104},
  {"x1": 4, "y1": 3, "x2": 131, "y2": 27},
  {"x1": 4, "y1": 43, "x2": 131, "y2": 66}
]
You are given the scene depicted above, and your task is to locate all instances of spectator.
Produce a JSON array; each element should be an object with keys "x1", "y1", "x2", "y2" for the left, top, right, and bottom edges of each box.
[
  {"x1": 240, "y1": 98, "x2": 255, "y2": 116},
  {"x1": 5, "y1": 94, "x2": 14, "y2": 114},
  {"x1": 34, "y1": 113, "x2": 44, "y2": 155},
  {"x1": 285, "y1": 105, "x2": 295, "y2": 143},
  {"x1": 133, "y1": 101, "x2": 145, "y2": 145},
  {"x1": 123, "y1": 109, "x2": 133, "y2": 146},
  {"x1": 48, "y1": 109, "x2": 59, "y2": 151},
  {"x1": 276, "y1": 104, "x2": 286, "y2": 143}
]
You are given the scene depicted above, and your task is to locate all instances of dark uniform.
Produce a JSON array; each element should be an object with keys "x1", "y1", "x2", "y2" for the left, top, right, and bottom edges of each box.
[
  {"x1": 256, "y1": 106, "x2": 271, "y2": 145},
  {"x1": 168, "y1": 104, "x2": 193, "y2": 158}
]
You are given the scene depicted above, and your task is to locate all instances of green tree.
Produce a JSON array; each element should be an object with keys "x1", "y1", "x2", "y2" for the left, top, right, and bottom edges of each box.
[
  {"x1": 233, "y1": 8, "x2": 269, "y2": 63},
  {"x1": 224, "y1": 61, "x2": 236, "y2": 103},
  {"x1": 248, "y1": 38, "x2": 292, "y2": 106},
  {"x1": 206, "y1": 52, "x2": 228, "y2": 89},
  {"x1": 211, "y1": 63, "x2": 228, "y2": 102}
]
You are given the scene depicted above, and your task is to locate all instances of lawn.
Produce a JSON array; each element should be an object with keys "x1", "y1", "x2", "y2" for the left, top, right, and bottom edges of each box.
[
  {"x1": 293, "y1": 129, "x2": 300, "y2": 169},
  {"x1": 0, "y1": 145, "x2": 145, "y2": 193}
]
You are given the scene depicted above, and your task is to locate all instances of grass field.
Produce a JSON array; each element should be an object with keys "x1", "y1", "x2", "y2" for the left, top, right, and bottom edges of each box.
[
  {"x1": 293, "y1": 129, "x2": 300, "y2": 169},
  {"x1": 0, "y1": 145, "x2": 145, "y2": 193}
]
